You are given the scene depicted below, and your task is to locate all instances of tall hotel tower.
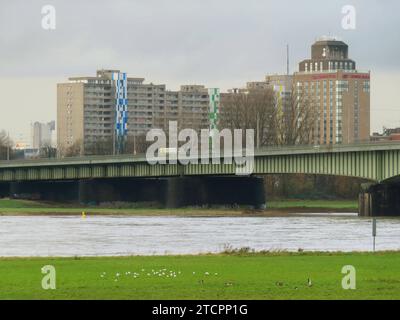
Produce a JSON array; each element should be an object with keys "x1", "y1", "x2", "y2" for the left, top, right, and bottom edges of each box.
[{"x1": 294, "y1": 37, "x2": 370, "y2": 145}]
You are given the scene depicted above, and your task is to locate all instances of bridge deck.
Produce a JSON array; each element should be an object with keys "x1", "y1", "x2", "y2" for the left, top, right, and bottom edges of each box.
[{"x1": 1, "y1": 142, "x2": 400, "y2": 182}]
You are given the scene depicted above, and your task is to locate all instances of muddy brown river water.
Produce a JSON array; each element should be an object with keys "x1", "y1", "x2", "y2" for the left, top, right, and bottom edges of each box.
[{"x1": 0, "y1": 214, "x2": 399, "y2": 256}]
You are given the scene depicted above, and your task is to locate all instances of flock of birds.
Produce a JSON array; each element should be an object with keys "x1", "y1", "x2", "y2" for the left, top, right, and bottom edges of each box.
[
  {"x1": 99, "y1": 269, "x2": 313, "y2": 288},
  {"x1": 99, "y1": 268, "x2": 219, "y2": 282}
]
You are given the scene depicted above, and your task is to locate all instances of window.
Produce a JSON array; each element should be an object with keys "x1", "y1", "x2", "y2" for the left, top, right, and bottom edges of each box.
[{"x1": 363, "y1": 81, "x2": 370, "y2": 93}]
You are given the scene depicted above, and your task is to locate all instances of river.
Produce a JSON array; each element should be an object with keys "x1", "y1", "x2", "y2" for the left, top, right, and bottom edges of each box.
[{"x1": 0, "y1": 214, "x2": 399, "y2": 257}]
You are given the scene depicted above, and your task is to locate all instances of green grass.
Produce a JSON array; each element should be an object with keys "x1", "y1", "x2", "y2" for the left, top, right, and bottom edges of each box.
[
  {"x1": 0, "y1": 198, "x2": 358, "y2": 216},
  {"x1": 0, "y1": 252, "x2": 399, "y2": 300},
  {"x1": 0, "y1": 199, "x2": 49, "y2": 208},
  {"x1": 0, "y1": 199, "x2": 238, "y2": 216},
  {"x1": 268, "y1": 199, "x2": 358, "y2": 210}
]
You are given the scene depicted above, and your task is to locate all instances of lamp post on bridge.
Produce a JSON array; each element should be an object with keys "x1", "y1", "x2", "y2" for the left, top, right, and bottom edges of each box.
[{"x1": 6, "y1": 131, "x2": 10, "y2": 161}]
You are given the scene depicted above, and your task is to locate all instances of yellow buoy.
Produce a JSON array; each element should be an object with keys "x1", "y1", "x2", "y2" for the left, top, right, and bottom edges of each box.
[{"x1": 82, "y1": 211, "x2": 86, "y2": 219}]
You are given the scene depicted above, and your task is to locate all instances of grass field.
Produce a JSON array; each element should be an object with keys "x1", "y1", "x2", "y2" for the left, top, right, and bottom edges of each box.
[
  {"x1": 0, "y1": 252, "x2": 399, "y2": 300},
  {"x1": 267, "y1": 199, "x2": 358, "y2": 210},
  {"x1": 0, "y1": 198, "x2": 358, "y2": 216}
]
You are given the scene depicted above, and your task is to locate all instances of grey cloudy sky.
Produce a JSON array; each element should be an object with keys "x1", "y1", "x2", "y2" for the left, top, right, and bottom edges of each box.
[{"x1": 1, "y1": 0, "x2": 400, "y2": 141}]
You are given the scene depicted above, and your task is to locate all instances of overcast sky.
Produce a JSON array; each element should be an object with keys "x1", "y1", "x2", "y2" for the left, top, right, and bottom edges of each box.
[{"x1": 1, "y1": 0, "x2": 400, "y2": 141}]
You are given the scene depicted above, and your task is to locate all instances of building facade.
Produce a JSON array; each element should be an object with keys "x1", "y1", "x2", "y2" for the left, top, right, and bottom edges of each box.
[
  {"x1": 163, "y1": 85, "x2": 210, "y2": 132},
  {"x1": 57, "y1": 70, "x2": 209, "y2": 154},
  {"x1": 294, "y1": 38, "x2": 370, "y2": 145},
  {"x1": 31, "y1": 121, "x2": 55, "y2": 149}
]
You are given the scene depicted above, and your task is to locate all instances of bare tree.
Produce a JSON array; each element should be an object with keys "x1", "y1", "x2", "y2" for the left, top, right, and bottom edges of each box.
[
  {"x1": 277, "y1": 90, "x2": 317, "y2": 146},
  {"x1": 40, "y1": 143, "x2": 57, "y2": 158},
  {"x1": 219, "y1": 88, "x2": 277, "y2": 147},
  {"x1": 0, "y1": 130, "x2": 12, "y2": 160},
  {"x1": 219, "y1": 87, "x2": 317, "y2": 148},
  {"x1": 63, "y1": 139, "x2": 83, "y2": 157}
]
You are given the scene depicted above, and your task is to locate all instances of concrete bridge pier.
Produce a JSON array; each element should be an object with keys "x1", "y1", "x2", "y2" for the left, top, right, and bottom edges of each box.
[
  {"x1": 359, "y1": 183, "x2": 400, "y2": 217},
  {"x1": 163, "y1": 177, "x2": 207, "y2": 208}
]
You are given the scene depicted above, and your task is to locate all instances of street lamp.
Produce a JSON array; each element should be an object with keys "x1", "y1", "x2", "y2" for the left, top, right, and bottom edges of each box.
[{"x1": 6, "y1": 131, "x2": 10, "y2": 161}]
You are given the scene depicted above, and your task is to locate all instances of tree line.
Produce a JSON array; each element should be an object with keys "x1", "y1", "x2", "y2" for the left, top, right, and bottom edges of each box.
[{"x1": 219, "y1": 87, "x2": 317, "y2": 147}]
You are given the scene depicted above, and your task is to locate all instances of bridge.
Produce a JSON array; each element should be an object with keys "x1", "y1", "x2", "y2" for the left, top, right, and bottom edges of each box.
[{"x1": 1, "y1": 142, "x2": 400, "y2": 216}]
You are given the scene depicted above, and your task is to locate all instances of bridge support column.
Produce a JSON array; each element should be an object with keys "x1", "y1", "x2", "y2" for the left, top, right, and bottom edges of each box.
[
  {"x1": 359, "y1": 183, "x2": 400, "y2": 217},
  {"x1": 163, "y1": 177, "x2": 207, "y2": 208},
  {"x1": 164, "y1": 178, "x2": 183, "y2": 208},
  {"x1": 253, "y1": 177, "x2": 267, "y2": 210}
]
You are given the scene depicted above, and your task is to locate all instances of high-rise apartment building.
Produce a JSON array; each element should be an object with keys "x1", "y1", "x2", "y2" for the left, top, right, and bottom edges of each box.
[
  {"x1": 294, "y1": 37, "x2": 370, "y2": 145},
  {"x1": 57, "y1": 70, "x2": 209, "y2": 154},
  {"x1": 163, "y1": 85, "x2": 209, "y2": 132},
  {"x1": 31, "y1": 121, "x2": 55, "y2": 149}
]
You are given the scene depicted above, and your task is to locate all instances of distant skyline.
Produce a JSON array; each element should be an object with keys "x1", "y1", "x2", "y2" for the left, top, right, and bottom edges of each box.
[{"x1": 1, "y1": 0, "x2": 400, "y2": 140}]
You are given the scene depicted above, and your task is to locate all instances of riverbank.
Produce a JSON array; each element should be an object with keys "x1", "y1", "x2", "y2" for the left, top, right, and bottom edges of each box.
[
  {"x1": 0, "y1": 199, "x2": 358, "y2": 216},
  {"x1": 0, "y1": 251, "x2": 399, "y2": 300}
]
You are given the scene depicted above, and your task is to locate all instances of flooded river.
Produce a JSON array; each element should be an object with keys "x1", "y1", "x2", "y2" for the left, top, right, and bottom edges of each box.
[{"x1": 0, "y1": 214, "x2": 399, "y2": 257}]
